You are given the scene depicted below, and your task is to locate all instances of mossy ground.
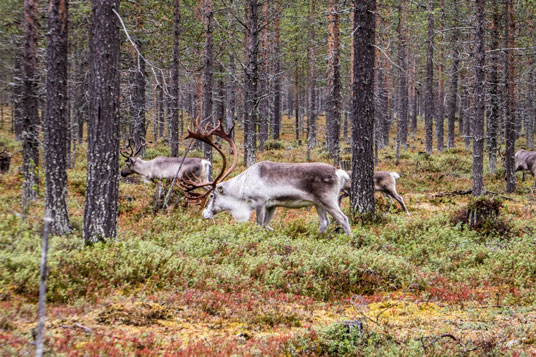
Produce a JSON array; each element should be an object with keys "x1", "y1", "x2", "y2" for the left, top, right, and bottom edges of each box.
[{"x1": 1, "y1": 111, "x2": 536, "y2": 355}]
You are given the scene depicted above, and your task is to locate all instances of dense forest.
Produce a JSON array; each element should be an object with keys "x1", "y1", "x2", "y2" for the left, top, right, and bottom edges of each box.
[{"x1": 1, "y1": 0, "x2": 536, "y2": 355}]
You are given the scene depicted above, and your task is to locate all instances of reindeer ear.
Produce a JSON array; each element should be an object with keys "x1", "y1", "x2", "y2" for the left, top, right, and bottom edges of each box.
[{"x1": 217, "y1": 185, "x2": 224, "y2": 194}]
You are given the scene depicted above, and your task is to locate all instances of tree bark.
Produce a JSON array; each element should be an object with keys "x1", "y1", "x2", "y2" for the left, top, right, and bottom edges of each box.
[
  {"x1": 170, "y1": 0, "x2": 180, "y2": 157},
  {"x1": 22, "y1": 0, "x2": 40, "y2": 210},
  {"x1": 396, "y1": 0, "x2": 408, "y2": 153},
  {"x1": 45, "y1": 0, "x2": 71, "y2": 235},
  {"x1": 473, "y1": 0, "x2": 485, "y2": 196},
  {"x1": 447, "y1": 0, "x2": 460, "y2": 149},
  {"x1": 425, "y1": 0, "x2": 434, "y2": 154},
  {"x1": 272, "y1": 0, "x2": 281, "y2": 140},
  {"x1": 326, "y1": 0, "x2": 341, "y2": 166},
  {"x1": 258, "y1": 2, "x2": 269, "y2": 150},
  {"x1": 83, "y1": 0, "x2": 121, "y2": 243},
  {"x1": 307, "y1": 0, "x2": 317, "y2": 159},
  {"x1": 131, "y1": 44, "x2": 146, "y2": 156},
  {"x1": 487, "y1": 0, "x2": 500, "y2": 173},
  {"x1": 504, "y1": 0, "x2": 516, "y2": 193},
  {"x1": 202, "y1": 0, "x2": 214, "y2": 167},
  {"x1": 244, "y1": 0, "x2": 259, "y2": 167},
  {"x1": 351, "y1": 0, "x2": 376, "y2": 215}
]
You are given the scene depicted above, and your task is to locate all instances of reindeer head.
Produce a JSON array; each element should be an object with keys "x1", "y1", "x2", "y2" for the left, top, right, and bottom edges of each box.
[{"x1": 120, "y1": 138, "x2": 145, "y2": 177}]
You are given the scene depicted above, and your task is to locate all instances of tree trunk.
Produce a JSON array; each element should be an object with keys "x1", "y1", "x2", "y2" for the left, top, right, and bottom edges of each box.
[
  {"x1": 13, "y1": 54, "x2": 23, "y2": 141},
  {"x1": 462, "y1": 82, "x2": 472, "y2": 150},
  {"x1": 307, "y1": 0, "x2": 317, "y2": 159},
  {"x1": 351, "y1": 0, "x2": 376, "y2": 215},
  {"x1": 447, "y1": 0, "x2": 460, "y2": 149},
  {"x1": 487, "y1": 0, "x2": 500, "y2": 173},
  {"x1": 528, "y1": 67, "x2": 535, "y2": 150},
  {"x1": 131, "y1": 43, "x2": 146, "y2": 156},
  {"x1": 22, "y1": 0, "x2": 40, "y2": 210},
  {"x1": 473, "y1": 0, "x2": 485, "y2": 196},
  {"x1": 202, "y1": 0, "x2": 214, "y2": 167},
  {"x1": 45, "y1": 0, "x2": 71, "y2": 235},
  {"x1": 258, "y1": 2, "x2": 269, "y2": 150},
  {"x1": 396, "y1": 0, "x2": 408, "y2": 152},
  {"x1": 170, "y1": 0, "x2": 180, "y2": 157},
  {"x1": 158, "y1": 77, "x2": 165, "y2": 139},
  {"x1": 295, "y1": 62, "x2": 300, "y2": 142},
  {"x1": 425, "y1": 0, "x2": 434, "y2": 154},
  {"x1": 244, "y1": 0, "x2": 259, "y2": 167},
  {"x1": 272, "y1": 0, "x2": 281, "y2": 140},
  {"x1": 326, "y1": 0, "x2": 341, "y2": 166},
  {"x1": 83, "y1": 0, "x2": 121, "y2": 243},
  {"x1": 504, "y1": 0, "x2": 516, "y2": 193}
]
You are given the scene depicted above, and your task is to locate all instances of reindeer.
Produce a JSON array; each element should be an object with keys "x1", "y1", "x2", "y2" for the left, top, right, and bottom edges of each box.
[
  {"x1": 180, "y1": 121, "x2": 352, "y2": 236},
  {"x1": 120, "y1": 139, "x2": 211, "y2": 187},
  {"x1": 339, "y1": 171, "x2": 409, "y2": 215},
  {"x1": 514, "y1": 149, "x2": 536, "y2": 185}
]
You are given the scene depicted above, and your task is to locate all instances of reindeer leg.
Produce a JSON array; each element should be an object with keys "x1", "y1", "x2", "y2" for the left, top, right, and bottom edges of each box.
[
  {"x1": 338, "y1": 191, "x2": 349, "y2": 206},
  {"x1": 383, "y1": 192, "x2": 393, "y2": 212},
  {"x1": 321, "y1": 200, "x2": 351, "y2": 236},
  {"x1": 263, "y1": 206, "x2": 277, "y2": 231},
  {"x1": 315, "y1": 205, "x2": 330, "y2": 233},
  {"x1": 256, "y1": 205, "x2": 267, "y2": 227},
  {"x1": 391, "y1": 191, "x2": 409, "y2": 215}
]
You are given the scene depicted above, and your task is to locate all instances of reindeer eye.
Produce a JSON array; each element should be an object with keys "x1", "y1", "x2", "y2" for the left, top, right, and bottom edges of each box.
[{"x1": 209, "y1": 193, "x2": 215, "y2": 199}]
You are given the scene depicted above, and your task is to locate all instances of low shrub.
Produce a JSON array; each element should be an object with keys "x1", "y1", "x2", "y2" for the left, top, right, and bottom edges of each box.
[
  {"x1": 450, "y1": 196, "x2": 514, "y2": 239},
  {"x1": 263, "y1": 139, "x2": 285, "y2": 150}
]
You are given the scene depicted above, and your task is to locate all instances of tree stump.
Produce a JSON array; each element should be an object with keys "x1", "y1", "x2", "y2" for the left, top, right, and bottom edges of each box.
[{"x1": 0, "y1": 150, "x2": 11, "y2": 173}]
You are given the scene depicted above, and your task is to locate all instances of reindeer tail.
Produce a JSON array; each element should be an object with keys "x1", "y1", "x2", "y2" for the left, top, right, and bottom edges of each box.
[
  {"x1": 336, "y1": 169, "x2": 350, "y2": 190},
  {"x1": 390, "y1": 172, "x2": 400, "y2": 180}
]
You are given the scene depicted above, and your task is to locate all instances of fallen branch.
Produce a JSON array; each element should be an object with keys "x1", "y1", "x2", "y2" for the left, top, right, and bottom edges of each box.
[{"x1": 433, "y1": 189, "x2": 472, "y2": 198}]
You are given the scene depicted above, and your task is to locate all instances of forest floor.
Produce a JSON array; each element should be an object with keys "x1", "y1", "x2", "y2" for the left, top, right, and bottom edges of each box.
[{"x1": 2, "y1": 113, "x2": 536, "y2": 355}]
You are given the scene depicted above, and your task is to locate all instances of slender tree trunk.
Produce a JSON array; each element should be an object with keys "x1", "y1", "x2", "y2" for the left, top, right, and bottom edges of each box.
[
  {"x1": 170, "y1": 0, "x2": 180, "y2": 157},
  {"x1": 131, "y1": 46, "x2": 146, "y2": 156},
  {"x1": 45, "y1": 0, "x2": 71, "y2": 235},
  {"x1": 153, "y1": 83, "x2": 158, "y2": 142},
  {"x1": 447, "y1": 0, "x2": 460, "y2": 149},
  {"x1": 83, "y1": 0, "x2": 121, "y2": 243},
  {"x1": 295, "y1": 62, "x2": 300, "y2": 142},
  {"x1": 158, "y1": 78, "x2": 165, "y2": 139},
  {"x1": 258, "y1": 2, "x2": 269, "y2": 150},
  {"x1": 13, "y1": 53, "x2": 23, "y2": 140},
  {"x1": 244, "y1": 0, "x2": 259, "y2": 166},
  {"x1": 272, "y1": 0, "x2": 281, "y2": 140},
  {"x1": 410, "y1": 52, "x2": 418, "y2": 136},
  {"x1": 528, "y1": 67, "x2": 535, "y2": 150},
  {"x1": 326, "y1": 0, "x2": 341, "y2": 166},
  {"x1": 351, "y1": 0, "x2": 376, "y2": 215},
  {"x1": 425, "y1": 0, "x2": 434, "y2": 154},
  {"x1": 202, "y1": 0, "x2": 214, "y2": 167},
  {"x1": 307, "y1": 0, "x2": 317, "y2": 159},
  {"x1": 396, "y1": 0, "x2": 408, "y2": 151},
  {"x1": 473, "y1": 0, "x2": 485, "y2": 196},
  {"x1": 463, "y1": 82, "x2": 472, "y2": 150},
  {"x1": 504, "y1": 0, "x2": 516, "y2": 193},
  {"x1": 488, "y1": 0, "x2": 499, "y2": 172},
  {"x1": 22, "y1": 0, "x2": 40, "y2": 210},
  {"x1": 226, "y1": 11, "x2": 236, "y2": 143}
]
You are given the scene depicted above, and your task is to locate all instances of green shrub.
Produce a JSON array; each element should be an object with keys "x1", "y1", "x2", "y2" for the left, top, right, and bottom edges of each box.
[{"x1": 263, "y1": 139, "x2": 285, "y2": 150}]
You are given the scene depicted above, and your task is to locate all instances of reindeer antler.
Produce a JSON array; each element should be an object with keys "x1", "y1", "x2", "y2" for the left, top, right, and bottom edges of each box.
[
  {"x1": 177, "y1": 118, "x2": 237, "y2": 202},
  {"x1": 120, "y1": 138, "x2": 146, "y2": 158},
  {"x1": 120, "y1": 139, "x2": 134, "y2": 159}
]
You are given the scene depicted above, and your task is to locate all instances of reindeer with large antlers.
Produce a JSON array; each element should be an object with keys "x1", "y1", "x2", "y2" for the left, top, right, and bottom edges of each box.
[
  {"x1": 182, "y1": 120, "x2": 352, "y2": 236},
  {"x1": 120, "y1": 138, "x2": 211, "y2": 187}
]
